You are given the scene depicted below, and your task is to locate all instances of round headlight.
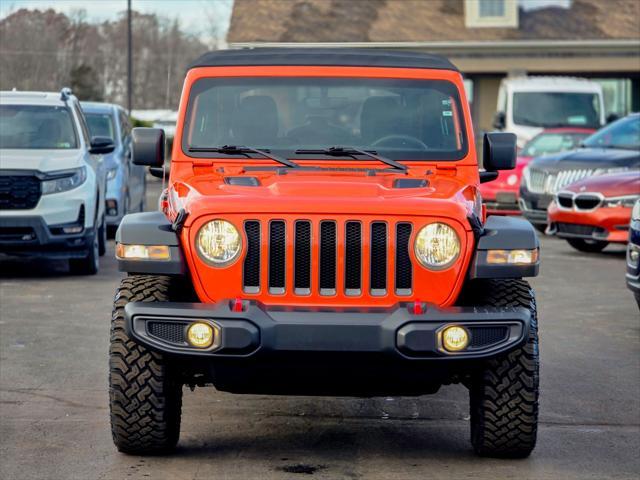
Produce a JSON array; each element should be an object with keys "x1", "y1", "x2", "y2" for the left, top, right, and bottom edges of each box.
[
  {"x1": 414, "y1": 223, "x2": 460, "y2": 270},
  {"x1": 196, "y1": 219, "x2": 241, "y2": 266}
]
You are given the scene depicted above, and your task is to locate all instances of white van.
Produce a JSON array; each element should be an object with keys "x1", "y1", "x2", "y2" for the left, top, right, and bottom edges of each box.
[{"x1": 493, "y1": 77, "x2": 605, "y2": 149}]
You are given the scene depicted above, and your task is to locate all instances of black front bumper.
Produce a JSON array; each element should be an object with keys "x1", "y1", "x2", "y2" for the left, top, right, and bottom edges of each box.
[
  {"x1": 0, "y1": 215, "x2": 92, "y2": 259},
  {"x1": 519, "y1": 187, "x2": 552, "y2": 225}
]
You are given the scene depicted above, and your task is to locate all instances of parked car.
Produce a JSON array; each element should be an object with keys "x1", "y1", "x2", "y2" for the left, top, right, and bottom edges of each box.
[
  {"x1": 110, "y1": 48, "x2": 541, "y2": 458},
  {"x1": 520, "y1": 114, "x2": 640, "y2": 230},
  {"x1": 626, "y1": 199, "x2": 640, "y2": 309},
  {"x1": 492, "y1": 76, "x2": 605, "y2": 149},
  {"x1": 0, "y1": 89, "x2": 113, "y2": 274},
  {"x1": 82, "y1": 102, "x2": 146, "y2": 234},
  {"x1": 480, "y1": 128, "x2": 594, "y2": 215},
  {"x1": 547, "y1": 171, "x2": 640, "y2": 252}
]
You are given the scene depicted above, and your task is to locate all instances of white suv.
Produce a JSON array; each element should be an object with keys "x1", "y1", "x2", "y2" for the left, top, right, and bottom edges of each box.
[{"x1": 0, "y1": 89, "x2": 114, "y2": 274}]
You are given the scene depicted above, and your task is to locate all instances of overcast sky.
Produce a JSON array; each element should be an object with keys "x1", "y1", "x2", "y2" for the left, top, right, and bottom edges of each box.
[{"x1": 0, "y1": 0, "x2": 572, "y2": 41}]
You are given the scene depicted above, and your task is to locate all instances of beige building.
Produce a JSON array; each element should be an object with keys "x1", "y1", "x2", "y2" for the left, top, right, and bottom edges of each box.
[{"x1": 227, "y1": 0, "x2": 640, "y2": 136}]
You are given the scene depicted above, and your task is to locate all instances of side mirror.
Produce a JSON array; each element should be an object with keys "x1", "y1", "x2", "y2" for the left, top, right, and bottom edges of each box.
[
  {"x1": 492, "y1": 111, "x2": 506, "y2": 130},
  {"x1": 132, "y1": 127, "x2": 165, "y2": 167},
  {"x1": 89, "y1": 136, "x2": 115, "y2": 155},
  {"x1": 606, "y1": 113, "x2": 619, "y2": 124},
  {"x1": 481, "y1": 132, "x2": 517, "y2": 183}
]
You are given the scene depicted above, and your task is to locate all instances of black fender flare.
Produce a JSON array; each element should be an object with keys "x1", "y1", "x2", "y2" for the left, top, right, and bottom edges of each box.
[
  {"x1": 115, "y1": 211, "x2": 185, "y2": 275},
  {"x1": 469, "y1": 215, "x2": 540, "y2": 279}
]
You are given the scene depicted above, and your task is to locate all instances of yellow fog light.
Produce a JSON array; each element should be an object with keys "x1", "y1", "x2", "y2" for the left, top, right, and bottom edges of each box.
[
  {"x1": 187, "y1": 322, "x2": 215, "y2": 348},
  {"x1": 116, "y1": 244, "x2": 171, "y2": 261},
  {"x1": 442, "y1": 325, "x2": 469, "y2": 352},
  {"x1": 486, "y1": 248, "x2": 538, "y2": 265}
]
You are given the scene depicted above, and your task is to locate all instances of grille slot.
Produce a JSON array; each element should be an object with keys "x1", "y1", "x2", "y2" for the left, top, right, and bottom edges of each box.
[
  {"x1": 319, "y1": 221, "x2": 337, "y2": 295},
  {"x1": 243, "y1": 221, "x2": 261, "y2": 293},
  {"x1": 0, "y1": 174, "x2": 41, "y2": 210},
  {"x1": 294, "y1": 221, "x2": 312, "y2": 294},
  {"x1": 344, "y1": 221, "x2": 362, "y2": 295},
  {"x1": 147, "y1": 322, "x2": 186, "y2": 344},
  {"x1": 556, "y1": 222, "x2": 604, "y2": 237},
  {"x1": 469, "y1": 326, "x2": 508, "y2": 348},
  {"x1": 395, "y1": 223, "x2": 412, "y2": 295},
  {"x1": 370, "y1": 222, "x2": 387, "y2": 295},
  {"x1": 574, "y1": 194, "x2": 602, "y2": 210},
  {"x1": 557, "y1": 193, "x2": 574, "y2": 209},
  {"x1": 268, "y1": 221, "x2": 286, "y2": 294}
]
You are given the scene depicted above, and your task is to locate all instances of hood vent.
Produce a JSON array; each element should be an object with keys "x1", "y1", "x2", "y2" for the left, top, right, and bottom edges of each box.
[
  {"x1": 224, "y1": 176, "x2": 260, "y2": 186},
  {"x1": 393, "y1": 178, "x2": 428, "y2": 189}
]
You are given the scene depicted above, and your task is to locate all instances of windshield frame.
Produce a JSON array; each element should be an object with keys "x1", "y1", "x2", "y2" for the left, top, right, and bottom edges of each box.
[
  {"x1": 181, "y1": 75, "x2": 469, "y2": 162},
  {"x1": 0, "y1": 104, "x2": 79, "y2": 150}
]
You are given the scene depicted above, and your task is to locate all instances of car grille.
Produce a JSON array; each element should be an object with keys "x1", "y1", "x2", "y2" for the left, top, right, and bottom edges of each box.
[
  {"x1": 147, "y1": 321, "x2": 186, "y2": 345},
  {"x1": 0, "y1": 174, "x2": 41, "y2": 210},
  {"x1": 527, "y1": 168, "x2": 596, "y2": 195},
  {"x1": 556, "y1": 192, "x2": 603, "y2": 211},
  {"x1": 556, "y1": 223, "x2": 605, "y2": 237},
  {"x1": 242, "y1": 218, "x2": 414, "y2": 297}
]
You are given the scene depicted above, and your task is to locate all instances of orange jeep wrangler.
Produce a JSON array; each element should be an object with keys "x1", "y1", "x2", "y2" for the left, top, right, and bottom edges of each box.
[{"x1": 111, "y1": 49, "x2": 540, "y2": 458}]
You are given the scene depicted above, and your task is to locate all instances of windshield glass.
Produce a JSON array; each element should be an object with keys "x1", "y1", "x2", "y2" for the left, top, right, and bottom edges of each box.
[
  {"x1": 521, "y1": 132, "x2": 591, "y2": 157},
  {"x1": 0, "y1": 105, "x2": 78, "y2": 149},
  {"x1": 184, "y1": 77, "x2": 468, "y2": 161},
  {"x1": 582, "y1": 115, "x2": 640, "y2": 150},
  {"x1": 513, "y1": 92, "x2": 601, "y2": 128},
  {"x1": 85, "y1": 112, "x2": 116, "y2": 140}
]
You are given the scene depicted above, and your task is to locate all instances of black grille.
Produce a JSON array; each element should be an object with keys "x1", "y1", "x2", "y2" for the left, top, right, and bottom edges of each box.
[
  {"x1": 294, "y1": 221, "x2": 311, "y2": 292},
  {"x1": 469, "y1": 326, "x2": 508, "y2": 348},
  {"x1": 556, "y1": 223, "x2": 601, "y2": 236},
  {"x1": 370, "y1": 222, "x2": 387, "y2": 294},
  {"x1": 243, "y1": 221, "x2": 261, "y2": 292},
  {"x1": 0, "y1": 226, "x2": 36, "y2": 242},
  {"x1": 395, "y1": 223, "x2": 412, "y2": 294},
  {"x1": 557, "y1": 193, "x2": 573, "y2": 209},
  {"x1": 344, "y1": 222, "x2": 362, "y2": 293},
  {"x1": 575, "y1": 195, "x2": 602, "y2": 210},
  {"x1": 319, "y1": 221, "x2": 337, "y2": 293},
  {"x1": 0, "y1": 175, "x2": 41, "y2": 210},
  {"x1": 148, "y1": 322, "x2": 186, "y2": 344},
  {"x1": 269, "y1": 221, "x2": 286, "y2": 292}
]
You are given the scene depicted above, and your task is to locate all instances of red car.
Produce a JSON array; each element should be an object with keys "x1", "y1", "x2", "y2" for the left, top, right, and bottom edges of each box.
[
  {"x1": 481, "y1": 128, "x2": 595, "y2": 215},
  {"x1": 548, "y1": 171, "x2": 640, "y2": 252}
]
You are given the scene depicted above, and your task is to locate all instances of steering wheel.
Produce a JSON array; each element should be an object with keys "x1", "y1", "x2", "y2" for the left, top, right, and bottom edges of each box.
[{"x1": 371, "y1": 134, "x2": 428, "y2": 150}]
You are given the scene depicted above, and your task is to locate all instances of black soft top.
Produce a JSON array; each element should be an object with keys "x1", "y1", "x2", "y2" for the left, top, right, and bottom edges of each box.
[{"x1": 189, "y1": 48, "x2": 459, "y2": 72}]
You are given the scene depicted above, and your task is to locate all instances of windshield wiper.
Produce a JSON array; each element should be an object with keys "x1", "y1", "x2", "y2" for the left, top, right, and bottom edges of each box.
[
  {"x1": 295, "y1": 146, "x2": 407, "y2": 172},
  {"x1": 188, "y1": 145, "x2": 300, "y2": 169}
]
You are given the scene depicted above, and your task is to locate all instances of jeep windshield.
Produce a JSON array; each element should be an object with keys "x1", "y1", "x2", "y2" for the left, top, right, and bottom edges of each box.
[
  {"x1": 0, "y1": 105, "x2": 78, "y2": 149},
  {"x1": 183, "y1": 77, "x2": 468, "y2": 161}
]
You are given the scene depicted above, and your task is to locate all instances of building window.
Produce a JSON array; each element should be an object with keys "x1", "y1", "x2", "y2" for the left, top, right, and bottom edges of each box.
[
  {"x1": 479, "y1": 0, "x2": 505, "y2": 17},
  {"x1": 465, "y1": 0, "x2": 518, "y2": 28}
]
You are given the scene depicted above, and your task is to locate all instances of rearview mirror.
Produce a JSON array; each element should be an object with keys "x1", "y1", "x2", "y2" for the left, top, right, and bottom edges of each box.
[
  {"x1": 492, "y1": 111, "x2": 506, "y2": 130},
  {"x1": 132, "y1": 127, "x2": 165, "y2": 167},
  {"x1": 89, "y1": 136, "x2": 115, "y2": 155}
]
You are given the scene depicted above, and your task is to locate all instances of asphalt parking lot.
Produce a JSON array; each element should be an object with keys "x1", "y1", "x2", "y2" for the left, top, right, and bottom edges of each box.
[{"x1": 1, "y1": 179, "x2": 638, "y2": 480}]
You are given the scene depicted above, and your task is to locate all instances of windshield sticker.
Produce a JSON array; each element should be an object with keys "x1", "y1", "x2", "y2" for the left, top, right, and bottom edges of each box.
[
  {"x1": 567, "y1": 115, "x2": 587, "y2": 125},
  {"x1": 442, "y1": 111, "x2": 452, "y2": 117}
]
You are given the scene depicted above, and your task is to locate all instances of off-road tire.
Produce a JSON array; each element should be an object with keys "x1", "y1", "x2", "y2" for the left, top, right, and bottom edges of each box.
[
  {"x1": 109, "y1": 275, "x2": 183, "y2": 454},
  {"x1": 566, "y1": 238, "x2": 608, "y2": 253},
  {"x1": 69, "y1": 230, "x2": 99, "y2": 275},
  {"x1": 462, "y1": 279, "x2": 539, "y2": 458}
]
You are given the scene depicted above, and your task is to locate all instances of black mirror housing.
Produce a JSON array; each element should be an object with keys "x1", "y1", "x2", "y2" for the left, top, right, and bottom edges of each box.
[
  {"x1": 483, "y1": 132, "x2": 517, "y2": 171},
  {"x1": 89, "y1": 136, "x2": 115, "y2": 154},
  {"x1": 492, "y1": 111, "x2": 506, "y2": 130},
  {"x1": 132, "y1": 127, "x2": 165, "y2": 167}
]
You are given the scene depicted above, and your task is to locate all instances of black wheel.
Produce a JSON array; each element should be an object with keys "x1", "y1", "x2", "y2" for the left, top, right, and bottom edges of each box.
[
  {"x1": 566, "y1": 238, "x2": 608, "y2": 253},
  {"x1": 460, "y1": 279, "x2": 539, "y2": 458},
  {"x1": 98, "y1": 216, "x2": 107, "y2": 257},
  {"x1": 69, "y1": 230, "x2": 99, "y2": 275},
  {"x1": 109, "y1": 275, "x2": 183, "y2": 454}
]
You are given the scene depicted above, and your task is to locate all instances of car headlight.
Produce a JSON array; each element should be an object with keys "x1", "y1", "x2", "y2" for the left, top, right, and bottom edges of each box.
[
  {"x1": 414, "y1": 223, "x2": 460, "y2": 270},
  {"x1": 41, "y1": 167, "x2": 87, "y2": 195},
  {"x1": 604, "y1": 195, "x2": 640, "y2": 209},
  {"x1": 106, "y1": 167, "x2": 118, "y2": 180},
  {"x1": 196, "y1": 219, "x2": 242, "y2": 266},
  {"x1": 507, "y1": 174, "x2": 518, "y2": 186},
  {"x1": 632, "y1": 200, "x2": 640, "y2": 221}
]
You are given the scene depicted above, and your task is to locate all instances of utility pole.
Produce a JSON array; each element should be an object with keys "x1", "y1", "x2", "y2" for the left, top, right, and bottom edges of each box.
[{"x1": 127, "y1": 0, "x2": 132, "y2": 115}]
